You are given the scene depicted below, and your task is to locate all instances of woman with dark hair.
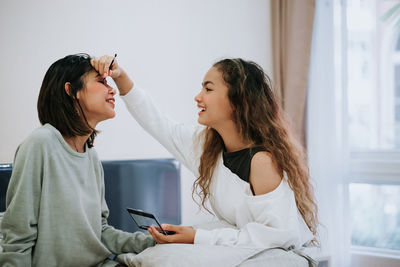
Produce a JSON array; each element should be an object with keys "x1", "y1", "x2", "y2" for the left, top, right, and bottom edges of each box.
[
  {"x1": 92, "y1": 55, "x2": 317, "y2": 254},
  {"x1": 0, "y1": 54, "x2": 154, "y2": 266}
]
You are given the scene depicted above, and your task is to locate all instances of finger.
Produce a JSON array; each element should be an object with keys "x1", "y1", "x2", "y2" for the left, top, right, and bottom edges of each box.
[
  {"x1": 94, "y1": 55, "x2": 110, "y2": 76},
  {"x1": 162, "y1": 224, "x2": 181, "y2": 232},
  {"x1": 104, "y1": 55, "x2": 116, "y2": 76},
  {"x1": 91, "y1": 58, "x2": 99, "y2": 72},
  {"x1": 151, "y1": 226, "x2": 170, "y2": 242},
  {"x1": 109, "y1": 67, "x2": 121, "y2": 79},
  {"x1": 148, "y1": 227, "x2": 162, "y2": 243},
  {"x1": 103, "y1": 59, "x2": 109, "y2": 75},
  {"x1": 95, "y1": 57, "x2": 104, "y2": 75},
  {"x1": 148, "y1": 227, "x2": 160, "y2": 243},
  {"x1": 99, "y1": 57, "x2": 108, "y2": 77}
]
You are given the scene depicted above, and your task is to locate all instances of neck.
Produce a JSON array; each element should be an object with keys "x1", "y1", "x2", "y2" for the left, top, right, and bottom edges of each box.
[
  {"x1": 213, "y1": 121, "x2": 252, "y2": 152},
  {"x1": 64, "y1": 119, "x2": 97, "y2": 153},
  {"x1": 64, "y1": 135, "x2": 90, "y2": 153}
]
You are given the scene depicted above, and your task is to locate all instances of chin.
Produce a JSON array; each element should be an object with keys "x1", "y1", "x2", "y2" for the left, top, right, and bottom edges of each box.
[
  {"x1": 102, "y1": 112, "x2": 116, "y2": 122},
  {"x1": 197, "y1": 119, "x2": 210, "y2": 127},
  {"x1": 108, "y1": 110, "x2": 116, "y2": 118}
]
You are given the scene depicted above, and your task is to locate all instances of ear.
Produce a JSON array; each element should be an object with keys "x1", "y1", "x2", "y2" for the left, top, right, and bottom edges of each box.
[
  {"x1": 64, "y1": 82, "x2": 72, "y2": 96},
  {"x1": 65, "y1": 82, "x2": 82, "y2": 100}
]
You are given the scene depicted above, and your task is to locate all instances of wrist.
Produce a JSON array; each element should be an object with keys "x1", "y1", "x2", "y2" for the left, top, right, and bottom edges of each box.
[
  {"x1": 114, "y1": 69, "x2": 134, "y2": 96},
  {"x1": 118, "y1": 82, "x2": 134, "y2": 96}
]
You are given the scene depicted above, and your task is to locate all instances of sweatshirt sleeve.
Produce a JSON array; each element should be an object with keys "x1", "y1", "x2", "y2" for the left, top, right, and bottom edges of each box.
[
  {"x1": 121, "y1": 86, "x2": 203, "y2": 175},
  {"x1": 98, "y1": 165, "x2": 156, "y2": 254},
  {"x1": 0, "y1": 140, "x2": 45, "y2": 266},
  {"x1": 194, "y1": 182, "x2": 314, "y2": 249},
  {"x1": 100, "y1": 208, "x2": 156, "y2": 255}
]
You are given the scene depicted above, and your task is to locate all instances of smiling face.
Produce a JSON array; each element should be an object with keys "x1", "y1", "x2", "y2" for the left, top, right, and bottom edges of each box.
[
  {"x1": 194, "y1": 67, "x2": 234, "y2": 129},
  {"x1": 76, "y1": 70, "x2": 116, "y2": 127}
]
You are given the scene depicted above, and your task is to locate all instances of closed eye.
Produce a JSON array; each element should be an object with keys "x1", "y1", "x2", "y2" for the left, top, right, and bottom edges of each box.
[{"x1": 99, "y1": 78, "x2": 108, "y2": 85}]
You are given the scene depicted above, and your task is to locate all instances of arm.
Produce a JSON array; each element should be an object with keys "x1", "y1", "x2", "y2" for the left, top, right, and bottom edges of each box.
[
  {"x1": 0, "y1": 142, "x2": 44, "y2": 266},
  {"x1": 91, "y1": 56, "x2": 202, "y2": 174},
  {"x1": 90, "y1": 55, "x2": 132, "y2": 95},
  {"x1": 148, "y1": 197, "x2": 312, "y2": 249},
  {"x1": 148, "y1": 156, "x2": 313, "y2": 248},
  {"x1": 98, "y1": 165, "x2": 155, "y2": 254},
  {"x1": 121, "y1": 87, "x2": 201, "y2": 173},
  {"x1": 249, "y1": 152, "x2": 282, "y2": 195},
  {"x1": 194, "y1": 156, "x2": 313, "y2": 248},
  {"x1": 100, "y1": 210, "x2": 156, "y2": 254},
  {"x1": 194, "y1": 195, "x2": 313, "y2": 248}
]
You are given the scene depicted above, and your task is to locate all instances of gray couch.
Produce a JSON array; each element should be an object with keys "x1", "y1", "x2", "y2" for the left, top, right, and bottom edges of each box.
[{"x1": 0, "y1": 159, "x2": 181, "y2": 234}]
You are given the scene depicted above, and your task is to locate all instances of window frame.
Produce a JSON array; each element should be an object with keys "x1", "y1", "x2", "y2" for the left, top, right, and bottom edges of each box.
[{"x1": 339, "y1": 0, "x2": 400, "y2": 261}]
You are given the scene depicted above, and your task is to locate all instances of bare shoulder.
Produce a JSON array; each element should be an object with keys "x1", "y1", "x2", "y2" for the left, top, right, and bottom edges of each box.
[{"x1": 249, "y1": 151, "x2": 282, "y2": 195}]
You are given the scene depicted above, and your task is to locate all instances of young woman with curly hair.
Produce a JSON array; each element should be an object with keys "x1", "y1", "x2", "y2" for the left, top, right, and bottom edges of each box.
[{"x1": 92, "y1": 55, "x2": 318, "y2": 251}]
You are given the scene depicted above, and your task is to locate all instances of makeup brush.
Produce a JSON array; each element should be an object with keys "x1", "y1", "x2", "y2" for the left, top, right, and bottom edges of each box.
[{"x1": 109, "y1": 53, "x2": 117, "y2": 70}]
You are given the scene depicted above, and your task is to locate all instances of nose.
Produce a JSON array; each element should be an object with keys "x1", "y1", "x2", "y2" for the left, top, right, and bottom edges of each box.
[
  {"x1": 194, "y1": 91, "x2": 202, "y2": 103},
  {"x1": 109, "y1": 86, "x2": 116, "y2": 95}
]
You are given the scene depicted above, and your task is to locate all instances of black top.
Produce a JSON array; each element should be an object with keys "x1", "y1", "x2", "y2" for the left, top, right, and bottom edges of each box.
[{"x1": 222, "y1": 147, "x2": 266, "y2": 183}]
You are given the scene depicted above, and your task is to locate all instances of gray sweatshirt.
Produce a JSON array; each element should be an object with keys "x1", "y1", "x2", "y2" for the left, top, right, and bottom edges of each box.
[{"x1": 0, "y1": 124, "x2": 155, "y2": 266}]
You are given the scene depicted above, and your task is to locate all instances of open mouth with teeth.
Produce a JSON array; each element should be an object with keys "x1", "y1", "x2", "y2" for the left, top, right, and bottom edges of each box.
[{"x1": 106, "y1": 99, "x2": 115, "y2": 108}]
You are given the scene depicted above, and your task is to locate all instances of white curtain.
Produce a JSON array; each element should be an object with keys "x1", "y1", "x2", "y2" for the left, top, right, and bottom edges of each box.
[{"x1": 307, "y1": 0, "x2": 350, "y2": 266}]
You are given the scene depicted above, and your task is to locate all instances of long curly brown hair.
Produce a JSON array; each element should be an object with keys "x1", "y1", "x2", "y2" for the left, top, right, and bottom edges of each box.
[{"x1": 193, "y1": 58, "x2": 318, "y2": 242}]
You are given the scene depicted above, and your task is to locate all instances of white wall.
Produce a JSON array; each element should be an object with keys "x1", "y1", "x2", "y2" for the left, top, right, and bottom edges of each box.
[{"x1": 0, "y1": 0, "x2": 272, "y2": 225}]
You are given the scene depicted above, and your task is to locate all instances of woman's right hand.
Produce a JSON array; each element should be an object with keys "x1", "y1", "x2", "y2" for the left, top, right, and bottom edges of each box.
[
  {"x1": 91, "y1": 55, "x2": 134, "y2": 96},
  {"x1": 91, "y1": 55, "x2": 121, "y2": 79}
]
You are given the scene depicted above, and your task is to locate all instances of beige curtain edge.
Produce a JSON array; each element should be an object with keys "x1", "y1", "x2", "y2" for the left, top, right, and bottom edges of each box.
[{"x1": 270, "y1": 0, "x2": 316, "y2": 148}]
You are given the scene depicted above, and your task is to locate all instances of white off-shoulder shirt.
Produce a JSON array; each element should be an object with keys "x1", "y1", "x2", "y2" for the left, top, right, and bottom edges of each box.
[{"x1": 121, "y1": 86, "x2": 314, "y2": 249}]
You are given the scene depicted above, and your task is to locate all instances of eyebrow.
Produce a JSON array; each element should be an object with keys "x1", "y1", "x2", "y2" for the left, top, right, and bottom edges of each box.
[{"x1": 202, "y1": 81, "x2": 214, "y2": 87}]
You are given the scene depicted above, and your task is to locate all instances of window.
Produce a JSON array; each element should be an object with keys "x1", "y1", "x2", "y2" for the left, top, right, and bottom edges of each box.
[
  {"x1": 344, "y1": 0, "x2": 400, "y2": 254},
  {"x1": 350, "y1": 183, "x2": 400, "y2": 250},
  {"x1": 394, "y1": 42, "x2": 400, "y2": 147}
]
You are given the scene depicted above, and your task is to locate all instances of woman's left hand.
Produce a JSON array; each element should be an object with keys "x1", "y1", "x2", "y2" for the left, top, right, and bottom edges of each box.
[{"x1": 148, "y1": 224, "x2": 196, "y2": 244}]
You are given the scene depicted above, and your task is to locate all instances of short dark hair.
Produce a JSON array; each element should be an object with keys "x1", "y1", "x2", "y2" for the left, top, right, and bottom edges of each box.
[{"x1": 37, "y1": 53, "x2": 98, "y2": 148}]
